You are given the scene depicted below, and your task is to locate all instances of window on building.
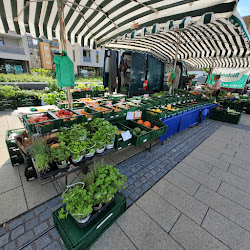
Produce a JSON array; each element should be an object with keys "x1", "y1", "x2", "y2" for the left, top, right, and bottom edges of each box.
[
  {"x1": 73, "y1": 50, "x2": 75, "y2": 62},
  {"x1": 96, "y1": 51, "x2": 99, "y2": 63},
  {"x1": 0, "y1": 37, "x2": 4, "y2": 45},
  {"x1": 83, "y1": 50, "x2": 90, "y2": 57}
]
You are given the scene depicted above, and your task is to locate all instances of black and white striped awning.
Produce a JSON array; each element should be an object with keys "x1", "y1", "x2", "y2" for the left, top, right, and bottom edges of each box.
[
  {"x1": 1, "y1": 0, "x2": 249, "y2": 68},
  {"x1": 0, "y1": 0, "x2": 239, "y2": 47}
]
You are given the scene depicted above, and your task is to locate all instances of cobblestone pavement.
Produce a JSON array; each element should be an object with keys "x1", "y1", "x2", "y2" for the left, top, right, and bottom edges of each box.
[{"x1": 1, "y1": 115, "x2": 250, "y2": 249}]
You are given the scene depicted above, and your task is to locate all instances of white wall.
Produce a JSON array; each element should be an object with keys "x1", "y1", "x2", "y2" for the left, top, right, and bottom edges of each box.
[{"x1": 0, "y1": 31, "x2": 30, "y2": 61}]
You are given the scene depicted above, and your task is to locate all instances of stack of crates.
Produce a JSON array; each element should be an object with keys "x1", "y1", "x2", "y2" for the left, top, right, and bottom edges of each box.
[{"x1": 5, "y1": 129, "x2": 25, "y2": 166}]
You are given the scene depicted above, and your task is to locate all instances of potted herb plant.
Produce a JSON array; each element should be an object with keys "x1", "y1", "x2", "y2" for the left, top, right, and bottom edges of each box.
[
  {"x1": 68, "y1": 140, "x2": 86, "y2": 164},
  {"x1": 51, "y1": 144, "x2": 70, "y2": 169},
  {"x1": 85, "y1": 139, "x2": 96, "y2": 158},
  {"x1": 59, "y1": 182, "x2": 93, "y2": 225},
  {"x1": 104, "y1": 124, "x2": 118, "y2": 149},
  {"x1": 92, "y1": 130, "x2": 106, "y2": 153},
  {"x1": 72, "y1": 124, "x2": 87, "y2": 141}
]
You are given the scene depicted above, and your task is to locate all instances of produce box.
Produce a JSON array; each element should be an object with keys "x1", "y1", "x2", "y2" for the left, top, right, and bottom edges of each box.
[
  {"x1": 74, "y1": 107, "x2": 102, "y2": 122},
  {"x1": 117, "y1": 120, "x2": 153, "y2": 146},
  {"x1": 72, "y1": 90, "x2": 93, "y2": 99},
  {"x1": 17, "y1": 96, "x2": 41, "y2": 107},
  {"x1": 93, "y1": 90, "x2": 105, "y2": 97},
  {"x1": 91, "y1": 106, "x2": 113, "y2": 119},
  {"x1": 22, "y1": 112, "x2": 58, "y2": 134},
  {"x1": 49, "y1": 109, "x2": 82, "y2": 128},
  {"x1": 210, "y1": 108, "x2": 241, "y2": 124},
  {"x1": 57, "y1": 100, "x2": 85, "y2": 109},
  {"x1": 5, "y1": 129, "x2": 25, "y2": 166},
  {"x1": 0, "y1": 99, "x2": 18, "y2": 110},
  {"x1": 53, "y1": 192, "x2": 126, "y2": 250},
  {"x1": 108, "y1": 94, "x2": 127, "y2": 102},
  {"x1": 112, "y1": 122, "x2": 133, "y2": 150},
  {"x1": 135, "y1": 116, "x2": 168, "y2": 139},
  {"x1": 144, "y1": 108, "x2": 169, "y2": 119}
]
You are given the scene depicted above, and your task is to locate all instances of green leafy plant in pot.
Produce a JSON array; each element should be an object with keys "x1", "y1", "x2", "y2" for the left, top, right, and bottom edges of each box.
[
  {"x1": 51, "y1": 143, "x2": 70, "y2": 169},
  {"x1": 92, "y1": 130, "x2": 106, "y2": 154},
  {"x1": 68, "y1": 140, "x2": 86, "y2": 164},
  {"x1": 85, "y1": 139, "x2": 96, "y2": 158},
  {"x1": 104, "y1": 124, "x2": 118, "y2": 149},
  {"x1": 71, "y1": 123, "x2": 87, "y2": 141},
  {"x1": 59, "y1": 182, "x2": 93, "y2": 224}
]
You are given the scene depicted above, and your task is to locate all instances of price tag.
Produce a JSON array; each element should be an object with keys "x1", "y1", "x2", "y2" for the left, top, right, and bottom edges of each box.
[
  {"x1": 144, "y1": 94, "x2": 149, "y2": 98},
  {"x1": 121, "y1": 131, "x2": 132, "y2": 141},
  {"x1": 120, "y1": 98, "x2": 125, "y2": 103},
  {"x1": 134, "y1": 111, "x2": 142, "y2": 120},
  {"x1": 126, "y1": 112, "x2": 134, "y2": 120},
  {"x1": 93, "y1": 105, "x2": 98, "y2": 109},
  {"x1": 183, "y1": 101, "x2": 186, "y2": 103},
  {"x1": 106, "y1": 102, "x2": 112, "y2": 108},
  {"x1": 173, "y1": 102, "x2": 176, "y2": 106},
  {"x1": 178, "y1": 101, "x2": 181, "y2": 104}
]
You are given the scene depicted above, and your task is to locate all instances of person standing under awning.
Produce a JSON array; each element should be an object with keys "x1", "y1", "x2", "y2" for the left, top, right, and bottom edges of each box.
[{"x1": 208, "y1": 74, "x2": 222, "y2": 97}]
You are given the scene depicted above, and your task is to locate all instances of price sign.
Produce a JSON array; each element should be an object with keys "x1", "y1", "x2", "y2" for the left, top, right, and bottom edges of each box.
[
  {"x1": 120, "y1": 98, "x2": 125, "y2": 103},
  {"x1": 121, "y1": 131, "x2": 132, "y2": 141},
  {"x1": 134, "y1": 111, "x2": 142, "y2": 120},
  {"x1": 126, "y1": 112, "x2": 134, "y2": 120},
  {"x1": 144, "y1": 94, "x2": 149, "y2": 98}
]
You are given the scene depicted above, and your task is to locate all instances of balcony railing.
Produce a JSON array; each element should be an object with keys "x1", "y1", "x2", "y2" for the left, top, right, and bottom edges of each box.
[
  {"x1": 0, "y1": 45, "x2": 25, "y2": 55},
  {"x1": 83, "y1": 56, "x2": 91, "y2": 62}
]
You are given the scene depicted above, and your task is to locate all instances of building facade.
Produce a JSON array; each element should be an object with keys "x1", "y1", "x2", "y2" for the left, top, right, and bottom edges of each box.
[{"x1": 0, "y1": 31, "x2": 30, "y2": 74}]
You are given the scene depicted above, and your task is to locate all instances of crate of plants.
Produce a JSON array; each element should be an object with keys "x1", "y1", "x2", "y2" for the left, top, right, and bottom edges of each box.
[
  {"x1": 22, "y1": 112, "x2": 58, "y2": 135},
  {"x1": 0, "y1": 98, "x2": 18, "y2": 110},
  {"x1": 112, "y1": 122, "x2": 133, "y2": 150},
  {"x1": 135, "y1": 117, "x2": 168, "y2": 139},
  {"x1": 17, "y1": 96, "x2": 41, "y2": 107},
  {"x1": 53, "y1": 162, "x2": 127, "y2": 250},
  {"x1": 117, "y1": 120, "x2": 153, "y2": 146},
  {"x1": 226, "y1": 109, "x2": 242, "y2": 124},
  {"x1": 49, "y1": 109, "x2": 81, "y2": 128},
  {"x1": 74, "y1": 107, "x2": 102, "y2": 122}
]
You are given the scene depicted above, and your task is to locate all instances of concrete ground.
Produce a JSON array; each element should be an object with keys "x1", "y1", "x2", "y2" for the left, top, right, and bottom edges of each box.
[{"x1": 1, "y1": 111, "x2": 250, "y2": 249}]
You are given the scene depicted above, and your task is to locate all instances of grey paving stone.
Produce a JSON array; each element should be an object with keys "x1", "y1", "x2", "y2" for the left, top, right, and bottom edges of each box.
[
  {"x1": 11, "y1": 225, "x2": 24, "y2": 240},
  {"x1": 0, "y1": 227, "x2": 7, "y2": 237},
  {"x1": 35, "y1": 234, "x2": 52, "y2": 250},
  {"x1": 3, "y1": 241, "x2": 15, "y2": 250},
  {"x1": 44, "y1": 241, "x2": 62, "y2": 250},
  {"x1": 219, "y1": 154, "x2": 250, "y2": 171},
  {"x1": 24, "y1": 211, "x2": 34, "y2": 222},
  {"x1": 174, "y1": 162, "x2": 221, "y2": 191},
  {"x1": 134, "y1": 180, "x2": 142, "y2": 187},
  {"x1": 51, "y1": 203, "x2": 62, "y2": 212},
  {"x1": 141, "y1": 183, "x2": 151, "y2": 192},
  {"x1": 190, "y1": 151, "x2": 230, "y2": 171},
  {"x1": 136, "y1": 190, "x2": 181, "y2": 232},
  {"x1": 209, "y1": 167, "x2": 250, "y2": 194},
  {"x1": 228, "y1": 164, "x2": 250, "y2": 181},
  {"x1": 202, "y1": 209, "x2": 250, "y2": 250},
  {"x1": 34, "y1": 221, "x2": 48, "y2": 236},
  {"x1": 164, "y1": 169, "x2": 200, "y2": 195},
  {"x1": 195, "y1": 185, "x2": 250, "y2": 232},
  {"x1": 117, "y1": 204, "x2": 183, "y2": 250},
  {"x1": 127, "y1": 185, "x2": 136, "y2": 193},
  {"x1": 40, "y1": 210, "x2": 51, "y2": 222},
  {"x1": 34, "y1": 205, "x2": 46, "y2": 216},
  {"x1": 218, "y1": 182, "x2": 250, "y2": 210},
  {"x1": 170, "y1": 214, "x2": 229, "y2": 250},
  {"x1": 25, "y1": 217, "x2": 38, "y2": 231},
  {"x1": 17, "y1": 230, "x2": 34, "y2": 248},
  {"x1": 203, "y1": 138, "x2": 228, "y2": 148},
  {"x1": 182, "y1": 155, "x2": 213, "y2": 174},
  {"x1": 48, "y1": 217, "x2": 54, "y2": 227},
  {"x1": 195, "y1": 147, "x2": 222, "y2": 159},
  {"x1": 152, "y1": 179, "x2": 208, "y2": 225},
  {"x1": 0, "y1": 233, "x2": 9, "y2": 248},
  {"x1": 46, "y1": 197, "x2": 60, "y2": 208},
  {"x1": 129, "y1": 192, "x2": 140, "y2": 202},
  {"x1": 8, "y1": 217, "x2": 23, "y2": 230},
  {"x1": 91, "y1": 223, "x2": 136, "y2": 250},
  {"x1": 49, "y1": 228, "x2": 60, "y2": 240}
]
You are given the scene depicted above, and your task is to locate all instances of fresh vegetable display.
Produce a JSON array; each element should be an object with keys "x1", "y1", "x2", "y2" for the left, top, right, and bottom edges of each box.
[
  {"x1": 27, "y1": 113, "x2": 52, "y2": 125},
  {"x1": 54, "y1": 110, "x2": 78, "y2": 120}
]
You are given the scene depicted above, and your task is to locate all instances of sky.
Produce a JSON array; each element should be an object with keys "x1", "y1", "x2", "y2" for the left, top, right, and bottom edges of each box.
[{"x1": 237, "y1": 0, "x2": 250, "y2": 17}]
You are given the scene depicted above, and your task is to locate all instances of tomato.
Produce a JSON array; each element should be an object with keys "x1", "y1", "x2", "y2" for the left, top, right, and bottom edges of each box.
[{"x1": 59, "y1": 110, "x2": 64, "y2": 115}]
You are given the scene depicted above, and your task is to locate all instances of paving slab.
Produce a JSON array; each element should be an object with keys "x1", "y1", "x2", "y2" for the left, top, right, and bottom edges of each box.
[
  {"x1": 170, "y1": 214, "x2": 229, "y2": 250},
  {"x1": 218, "y1": 182, "x2": 250, "y2": 210},
  {"x1": 117, "y1": 204, "x2": 183, "y2": 250},
  {"x1": 219, "y1": 153, "x2": 250, "y2": 171},
  {"x1": 202, "y1": 209, "x2": 250, "y2": 250},
  {"x1": 174, "y1": 162, "x2": 221, "y2": 191},
  {"x1": 195, "y1": 185, "x2": 250, "y2": 232},
  {"x1": 152, "y1": 179, "x2": 208, "y2": 225},
  {"x1": 0, "y1": 187, "x2": 27, "y2": 225},
  {"x1": 0, "y1": 163, "x2": 22, "y2": 195},
  {"x1": 136, "y1": 189, "x2": 181, "y2": 232},
  {"x1": 228, "y1": 164, "x2": 250, "y2": 181},
  {"x1": 209, "y1": 167, "x2": 250, "y2": 194},
  {"x1": 163, "y1": 169, "x2": 200, "y2": 196},
  {"x1": 90, "y1": 223, "x2": 136, "y2": 250},
  {"x1": 194, "y1": 147, "x2": 222, "y2": 159}
]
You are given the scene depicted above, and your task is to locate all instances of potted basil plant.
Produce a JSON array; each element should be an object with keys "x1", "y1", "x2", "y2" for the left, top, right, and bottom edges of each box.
[
  {"x1": 92, "y1": 130, "x2": 106, "y2": 154},
  {"x1": 68, "y1": 140, "x2": 86, "y2": 164},
  {"x1": 51, "y1": 145, "x2": 70, "y2": 169},
  {"x1": 85, "y1": 139, "x2": 96, "y2": 158},
  {"x1": 59, "y1": 182, "x2": 93, "y2": 225},
  {"x1": 105, "y1": 124, "x2": 118, "y2": 149}
]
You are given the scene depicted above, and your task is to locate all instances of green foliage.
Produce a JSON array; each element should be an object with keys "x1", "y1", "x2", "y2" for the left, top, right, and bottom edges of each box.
[
  {"x1": 75, "y1": 76, "x2": 102, "y2": 82},
  {"x1": 59, "y1": 184, "x2": 93, "y2": 220},
  {"x1": 68, "y1": 140, "x2": 86, "y2": 159},
  {"x1": 203, "y1": 68, "x2": 210, "y2": 74},
  {"x1": 39, "y1": 91, "x2": 65, "y2": 105},
  {"x1": 30, "y1": 68, "x2": 53, "y2": 77},
  {"x1": 51, "y1": 144, "x2": 70, "y2": 163},
  {"x1": 0, "y1": 73, "x2": 53, "y2": 83},
  {"x1": 92, "y1": 130, "x2": 106, "y2": 149}
]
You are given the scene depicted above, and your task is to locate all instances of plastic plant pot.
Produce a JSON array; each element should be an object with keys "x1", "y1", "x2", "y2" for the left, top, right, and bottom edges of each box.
[
  {"x1": 71, "y1": 155, "x2": 84, "y2": 164},
  {"x1": 85, "y1": 143, "x2": 96, "y2": 158},
  {"x1": 56, "y1": 160, "x2": 68, "y2": 169},
  {"x1": 71, "y1": 213, "x2": 91, "y2": 225},
  {"x1": 93, "y1": 203, "x2": 102, "y2": 212},
  {"x1": 95, "y1": 142, "x2": 106, "y2": 153},
  {"x1": 106, "y1": 142, "x2": 114, "y2": 149}
]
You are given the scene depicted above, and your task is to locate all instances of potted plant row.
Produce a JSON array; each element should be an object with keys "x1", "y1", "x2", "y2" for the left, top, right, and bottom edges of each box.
[{"x1": 58, "y1": 161, "x2": 127, "y2": 227}]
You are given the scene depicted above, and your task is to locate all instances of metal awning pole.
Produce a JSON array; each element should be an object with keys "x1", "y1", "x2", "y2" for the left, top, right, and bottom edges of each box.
[
  {"x1": 57, "y1": 0, "x2": 72, "y2": 109},
  {"x1": 172, "y1": 30, "x2": 181, "y2": 95}
]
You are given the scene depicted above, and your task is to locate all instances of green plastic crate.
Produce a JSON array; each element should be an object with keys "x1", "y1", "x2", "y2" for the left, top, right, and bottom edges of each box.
[
  {"x1": 117, "y1": 120, "x2": 153, "y2": 146},
  {"x1": 22, "y1": 112, "x2": 58, "y2": 134},
  {"x1": 74, "y1": 107, "x2": 102, "y2": 122},
  {"x1": 49, "y1": 110, "x2": 82, "y2": 128},
  {"x1": 57, "y1": 100, "x2": 85, "y2": 109},
  {"x1": 53, "y1": 192, "x2": 126, "y2": 250},
  {"x1": 91, "y1": 106, "x2": 113, "y2": 119}
]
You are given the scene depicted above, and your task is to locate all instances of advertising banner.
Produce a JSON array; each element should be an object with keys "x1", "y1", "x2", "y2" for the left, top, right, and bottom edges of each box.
[{"x1": 206, "y1": 68, "x2": 250, "y2": 89}]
